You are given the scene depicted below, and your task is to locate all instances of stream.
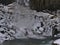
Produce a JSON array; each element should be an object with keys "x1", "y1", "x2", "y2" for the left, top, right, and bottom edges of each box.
[{"x1": 2, "y1": 37, "x2": 53, "y2": 45}]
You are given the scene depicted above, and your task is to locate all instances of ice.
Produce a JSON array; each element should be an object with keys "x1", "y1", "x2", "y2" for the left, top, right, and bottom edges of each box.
[
  {"x1": 0, "y1": 1, "x2": 60, "y2": 44},
  {"x1": 54, "y1": 39, "x2": 60, "y2": 45}
]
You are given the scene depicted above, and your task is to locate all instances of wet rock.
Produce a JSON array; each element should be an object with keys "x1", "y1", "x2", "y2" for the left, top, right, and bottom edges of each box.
[{"x1": 0, "y1": 0, "x2": 15, "y2": 5}]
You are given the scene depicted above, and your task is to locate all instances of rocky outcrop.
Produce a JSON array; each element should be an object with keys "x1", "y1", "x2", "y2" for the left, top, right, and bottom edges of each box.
[
  {"x1": 0, "y1": 0, "x2": 15, "y2": 5},
  {"x1": 0, "y1": 2, "x2": 60, "y2": 44}
]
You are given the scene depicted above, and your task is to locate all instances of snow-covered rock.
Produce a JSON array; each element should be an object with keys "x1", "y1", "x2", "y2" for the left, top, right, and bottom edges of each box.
[
  {"x1": 53, "y1": 39, "x2": 60, "y2": 45},
  {"x1": 0, "y1": 1, "x2": 60, "y2": 44}
]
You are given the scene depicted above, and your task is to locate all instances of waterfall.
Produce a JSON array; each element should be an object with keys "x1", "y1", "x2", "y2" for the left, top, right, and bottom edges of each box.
[{"x1": 16, "y1": 0, "x2": 29, "y2": 6}]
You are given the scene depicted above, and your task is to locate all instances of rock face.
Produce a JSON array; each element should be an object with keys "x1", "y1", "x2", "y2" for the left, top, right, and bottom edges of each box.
[
  {"x1": 0, "y1": 2, "x2": 60, "y2": 44},
  {"x1": 29, "y1": 0, "x2": 60, "y2": 11},
  {"x1": 0, "y1": 0, "x2": 15, "y2": 5}
]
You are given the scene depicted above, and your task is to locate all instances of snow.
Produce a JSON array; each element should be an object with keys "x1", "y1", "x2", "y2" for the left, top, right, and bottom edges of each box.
[
  {"x1": 0, "y1": 1, "x2": 60, "y2": 44},
  {"x1": 54, "y1": 39, "x2": 60, "y2": 45}
]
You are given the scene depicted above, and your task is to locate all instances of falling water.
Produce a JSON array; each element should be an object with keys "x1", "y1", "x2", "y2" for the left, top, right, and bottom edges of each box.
[
  {"x1": 16, "y1": 0, "x2": 29, "y2": 6},
  {"x1": 0, "y1": 0, "x2": 60, "y2": 45}
]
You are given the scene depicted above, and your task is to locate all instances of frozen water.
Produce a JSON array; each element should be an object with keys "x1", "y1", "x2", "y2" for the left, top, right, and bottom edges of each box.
[
  {"x1": 54, "y1": 39, "x2": 60, "y2": 45},
  {"x1": 0, "y1": 1, "x2": 60, "y2": 44}
]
